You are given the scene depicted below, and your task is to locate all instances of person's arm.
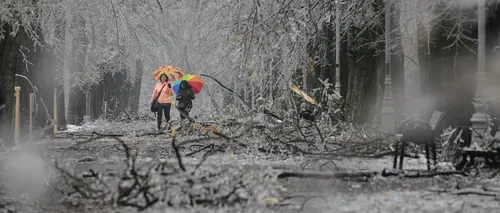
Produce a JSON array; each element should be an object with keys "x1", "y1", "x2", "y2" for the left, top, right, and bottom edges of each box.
[
  {"x1": 167, "y1": 85, "x2": 174, "y2": 97},
  {"x1": 189, "y1": 89, "x2": 195, "y2": 100},
  {"x1": 166, "y1": 87, "x2": 176, "y2": 103},
  {"x1": 150, "y1": 87, "x2": 158, "y2": 103}
]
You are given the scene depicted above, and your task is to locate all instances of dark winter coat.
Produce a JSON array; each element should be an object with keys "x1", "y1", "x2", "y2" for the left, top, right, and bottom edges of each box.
[{"x1": 176, "y1": 80, "x2": 195, "y2": 109}]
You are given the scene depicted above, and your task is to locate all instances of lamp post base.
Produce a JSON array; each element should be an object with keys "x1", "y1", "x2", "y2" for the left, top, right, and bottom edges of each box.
[{"x1": 470, "y1": 98, "x2": 491, "y2": 148}]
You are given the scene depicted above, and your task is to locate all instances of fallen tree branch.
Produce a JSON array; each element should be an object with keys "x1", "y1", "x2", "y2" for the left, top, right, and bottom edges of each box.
[
  {"x1": 300, "y1": 196, "x2": 329, "y2": 211},
  {"x1": 67, "y1": 131, "x2": 126, "y2": 148},
  {"x1": 113, "y1": 137, "x2": 132, "y2": 168},
  {"x1": 368, "y1": 150, "x2": 394, "y2": 158},
  {"x1": 92, "y1": 131, "x2": 125, "y2": 139},
  {"x1": 211, "y1": 131, "x2": 248, "y2": 148},
  {"x1": 483, "y1": 186, "x2": 500, "y2": 192},
  {"x1": 277, "y1": 171, "x2": 378, "y2": 179},
  {"x1": 452, "y1": 188, "x2": 500, "y2": 197},
  {"x1": 263, "y1": 108, "x2": 283, "y2": 120},
  {"x1": 39, "y1": 98, "x2": 53, "y2": 126},
  {"x1": 288, "y1": 96, "x2": 312, "y2": 146},
  {"x1": 313, "y1": 122, "x2": 325, "y2": 144},
  {"x1": 136, "y1": 131, "x2": 165, "y2": 137},
  {"x1": 185, "y1": 143, "x2": 224, "y2": 157},
  {"x1": 193, "y1": 148, "x2": 217, "y2": 174},
  {"x1": 300, "y1": 160, "x2": 339, "y2": 171},
  {"x1": 381, "y1": 169, "x2": 469, "y2": 178},
  {"x1": 200, "y1": 74, "x2": 250, "y2": 109},
  {"x1": 171, "y1": 129, "x2": 186, "y2": 171},
  {"x1": 177, "y1": 136, "x2": 215, "y2": 147},
  {"x1": 430, "y1": 187, "x2": 500, "y2": 198},
  {"x1": 278, "y1": 168, "x2": 468, "y2": 180},
  {"x1": 368, "y1": 150, "x2": 420, "y2": 159},
  {"x1": 156, "y1": 0, "x2": 163, "y2": 13}
]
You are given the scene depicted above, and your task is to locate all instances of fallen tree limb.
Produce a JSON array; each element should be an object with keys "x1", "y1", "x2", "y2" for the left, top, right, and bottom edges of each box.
[
  {"x1": 452, "y1": 188, "x2": 500, "y2": 197},
  {"x1": 368, "y1": 150, "x2": 420, "y2": 159},
  {"x1": 136, "y1": 131, "x2": 165, "y2": 137},
  {"x1": 211, "y1": 131, "x2": 247, "y2": 148},
  {"x1": 277, "y1": 171, "x2": 378, "y2": 179},
  {"x1": 156, "y1": 0, "x2": 163, "y2": 13},
  {"x1": 430, "y1": 187, "x2": 500, "y2": 198},
  {"x1": 39, "y1": 98, "x2": 53, "y2": 126},
  {"x1": 278, "y1": 169, "x2": 469, "y2": 180},
  {"x1": 171, "y1": 129, "x2": 186, "y2": 171},
  {"x1": 55, "y1": 128, "x2": 282, "y2": 211},
  {"x1": 91, "y1": 131, "x2": 124, "y2": 139},
  {"x1": 185, "y1": 143, "x2": 224, "y2": 157},
  {"x1": 71, "y1": 131, "x2": 125, "y2": 139},
  {"x1": 313, "y1": 122, "x2": 325, "y2": 144},
  {"x1": 200, "y1": 74, "x2": 250, "y2": 109},
  {"x1": 66, "y1": 131, "x2": 126, "y2": 148},
  {"x1": 368, "y1": 150, "x2": 394, "y2": 158},
  {"x1": 177, "y1": 136, "x2": 215, "y2": 147},
  {"x1": 300, "y1": 196, "x2": 329, "y2": 211},
  {"x1": 263, "y1": 108, "x2": 283, "y2": 121},
  {"x1": 381, "y1": 169, "x2": 469, "y2": 178},
  {"x1": 483, "y1": 186, "x2": 500, "y2": 192}
]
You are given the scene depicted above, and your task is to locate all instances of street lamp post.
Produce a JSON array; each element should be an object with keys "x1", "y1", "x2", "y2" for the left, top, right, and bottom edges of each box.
[
  {"x1": 380, "y1": 0, "x2": 396, "y2": 134},
  {"x1": 470, "y1": 0, "x2": 490, "y2": 147},
  {"x1": 335, "y1": 0, "x2": 341, "y2": 95}
]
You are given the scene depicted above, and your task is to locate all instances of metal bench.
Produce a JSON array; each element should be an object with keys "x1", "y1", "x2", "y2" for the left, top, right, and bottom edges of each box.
[{"x1": 393, "y1": 111, "x2": 445, "y2": 170}]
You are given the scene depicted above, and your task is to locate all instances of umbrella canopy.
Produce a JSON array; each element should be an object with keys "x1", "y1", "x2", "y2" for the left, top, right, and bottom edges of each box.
[
  {"x1": 171, "y1": 74, "x2": 204, "y2": 95},
  {"x1": 152, "y1": 66, "x2": 185, "y2": 81}
]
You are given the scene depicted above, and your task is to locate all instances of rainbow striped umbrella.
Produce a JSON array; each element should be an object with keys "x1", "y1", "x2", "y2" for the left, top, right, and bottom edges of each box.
[{"x1": 172, "y1": 74, "x2": 204, "y2": 95}]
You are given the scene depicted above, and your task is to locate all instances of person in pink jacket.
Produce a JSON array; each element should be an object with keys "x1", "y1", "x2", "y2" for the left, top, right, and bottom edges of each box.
[{"x1": 151, "y1": 74, "x2": 174, "y2": 130}]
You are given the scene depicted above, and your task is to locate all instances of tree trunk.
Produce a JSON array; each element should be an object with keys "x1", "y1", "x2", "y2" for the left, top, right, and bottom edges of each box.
[
  {"x1": 0, "y1": 24, "x2": 17, "y2": 145},
  {"x1": 57, "y1": 84, "x2": 67, "y2": 130},
  {"x1": 417, "y1": 11, "x2": 432, "y2": 120},
  {"x1": 325, "y1": 24, "x2": 335, "y2": 86},
  {"x1": 14, "y1": 27, "x2": 35, "y2": 140},
  {"x1": 90, "y1": 66, "x2": 128, "y2": 119},
  {"x1": 130, "y1": 59, "x2": 143, "y2": 116},
  {"x1": 90, "y1": 80, "x2": 104, "y2": 119},
  {"x1": 345, "y1": 2, "x2": 385, "y2": 124},
  {"x1": 340, "y1": 38, "x2": 350, "y2": 99},
  {"x1": 486, "y1": 4, "x2": 500, "y2": 118},
  {"x1": 345, "y1": 46, "x2": 383, "y2": 123},
  {"x1": 66, "y1": 15, "x2": 87, "y2": 125},
  {"x1": 417, "y1": 5, "x2": 478, "y2": 127},
  {"x1": 62, "y1": 7, "x2": 73, "y2": 120},
  {"x1": 66, "y1": 86, "x2": 85, "y2": 124},
  {"x1": 390, "y1": 3, "x2": 405, "y2": 124}
]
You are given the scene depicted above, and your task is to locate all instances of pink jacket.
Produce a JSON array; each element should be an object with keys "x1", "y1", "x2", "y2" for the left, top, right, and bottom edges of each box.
[{"x1": 151, "y1": 82, "x2": 174, "y2": 104}]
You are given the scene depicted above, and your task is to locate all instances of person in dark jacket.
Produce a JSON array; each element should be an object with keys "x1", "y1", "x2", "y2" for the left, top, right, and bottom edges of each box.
[{"x1": 176, "y1": 80, "x2": 195, "y2": 120}]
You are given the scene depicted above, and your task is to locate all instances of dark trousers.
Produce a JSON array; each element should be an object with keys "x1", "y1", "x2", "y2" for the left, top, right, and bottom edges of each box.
[
  {"x1": 157, "y1": 103, "x2": 171, "y2": 129},
  {"x1": 177, "y1": 101, "x2": 192, "y2": 120},
  {"x1": 178, "y1": 107, "x2": 191, "y2": 120}
]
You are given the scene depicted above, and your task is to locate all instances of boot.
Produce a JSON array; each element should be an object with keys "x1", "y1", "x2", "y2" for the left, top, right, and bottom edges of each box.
[{"x1": 164, "y1": 121, "x2": 171, "y2": 132}]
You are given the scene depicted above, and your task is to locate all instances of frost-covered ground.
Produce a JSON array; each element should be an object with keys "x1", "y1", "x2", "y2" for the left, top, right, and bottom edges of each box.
[{"x1": 1, "y1": 120, "x2": 500, "y2": 213}]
